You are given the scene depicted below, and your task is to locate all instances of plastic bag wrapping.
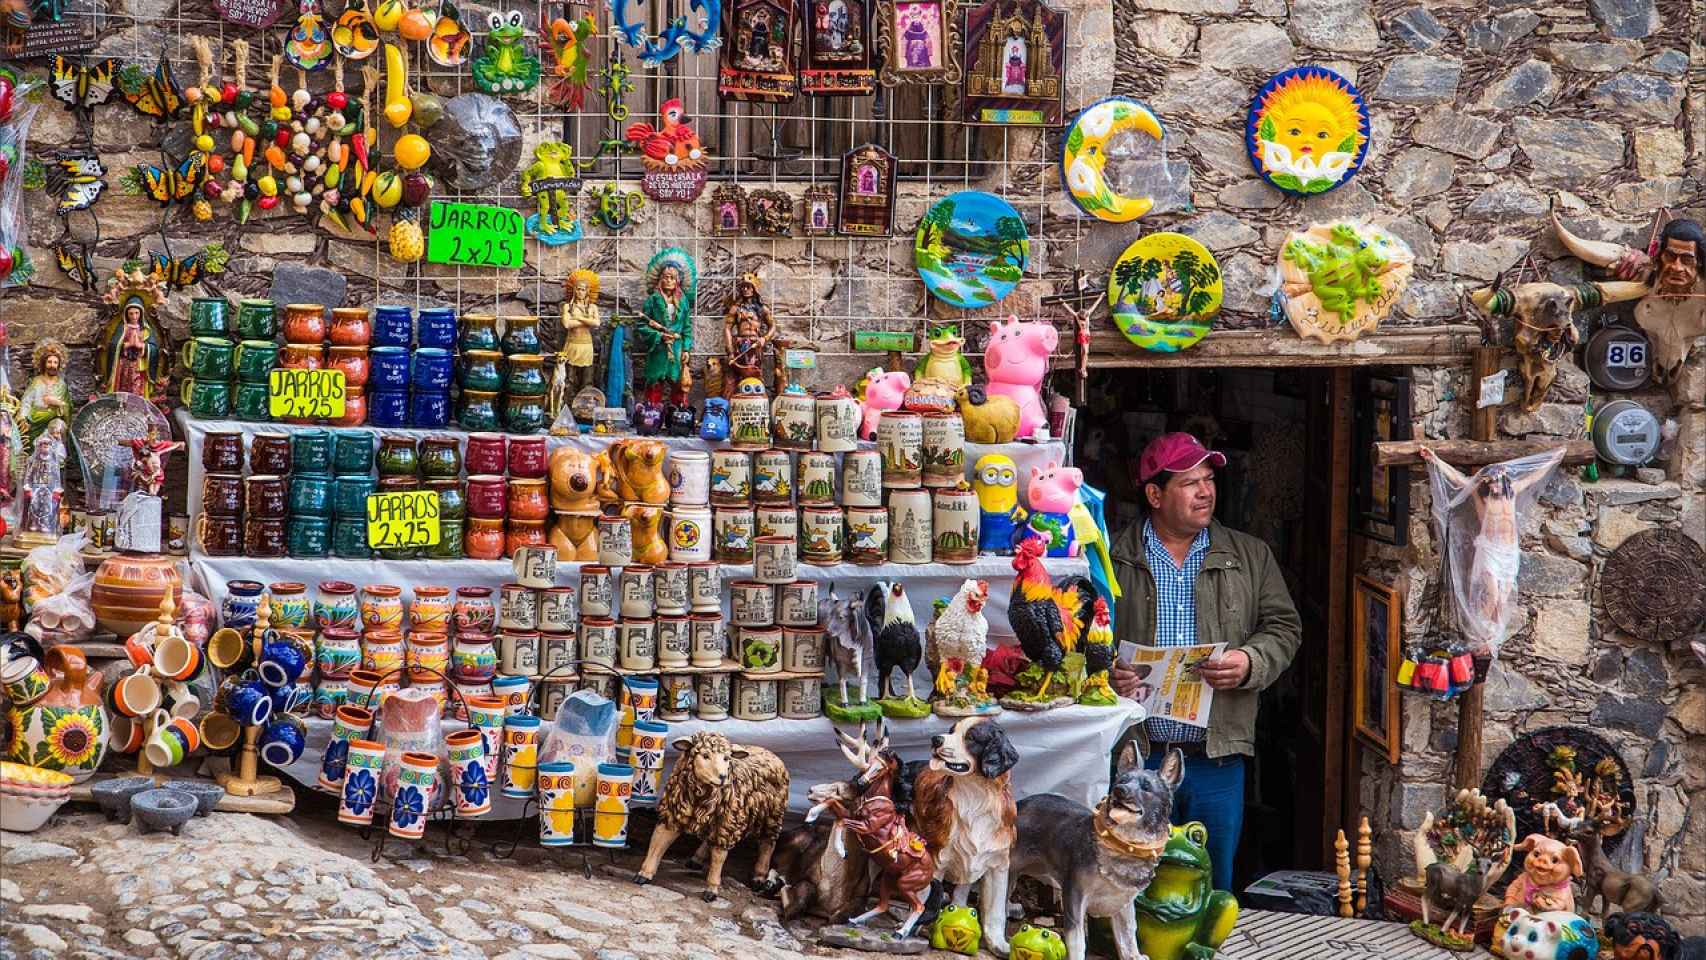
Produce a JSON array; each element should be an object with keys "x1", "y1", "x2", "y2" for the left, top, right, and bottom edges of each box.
[
  {"x1": 1266, "y1": 220, "x2": 1414, "y2": 342},
  {"x1": 1425, "y1": 447, "x2": 1566, "y2": 657},
  {"x1": 21, "y1": 531, "x2": 95, "y2": 636},
  {"x1": 1062, "y1": 98, "x2": 1191, "y2": 220},
  {"x1": 0, "y1": 75, "x2": 40, "y2": 289},
  {"x1": 380, "y1": 688, "x2": 444, "y2": 804},
  {"x1": 540, "y1": 690, "x2": 617, "y2": 806}
]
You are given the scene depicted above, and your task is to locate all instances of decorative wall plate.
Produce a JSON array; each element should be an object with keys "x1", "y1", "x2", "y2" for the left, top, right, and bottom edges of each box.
[
  {"x1": 1277, "y1": 220, "x2": 1413, "y2": 343},
  {"x1": 960, "y1": 0, "x2": 1064, "y2": 126},
  {"x1": 1106, "y1": 232, "x2": 1221, "y2": 352},
  {"x1": 331, "y1": 1, "x2": 380, "y2": 61},
  {"x1": 876, "y1": 0, "x2": 961, "y2": 87},
  {"x1": 1246, "y1": 65, "x2": 1368, "y2": 197},
  {"x1": 1483, "y1": 726, "x2": 1634, "y2": 851},
  {"x1": 838, "y1": 142, "x2": 895, "y2": 237},
  {"x1": 1060, "y1": 96, "x2": 1163, "y2": 223},
  {"x1": 802, "y1": 0, "x2": 876, "y2": 95},
  {"x1": 1601, "y1": 528, "x2": 1706, "y2": 644},
  {"x1": 719, "y1": 0, "x2": 799, "y2": 102},
  {"x1": 914, "y1": 191, "x2": 1027, "y2": 309}
]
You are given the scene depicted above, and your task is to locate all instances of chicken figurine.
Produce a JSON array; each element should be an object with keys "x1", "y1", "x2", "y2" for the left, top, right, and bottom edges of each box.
[
  {"x1": 625, "y1": 98, "x2": 706, "y2": 170},
  {"x1": 1077, "y1": 598, "x2": 1118, "y2": 706},
  {"x1": 1001, "y1": 534, "x2": 1097, "y2": 711},
  {"x1": 867, "y1": 581, "x2": 929, "y2": 719},
  {"x1": 932, "y1": 580, "x2": 999, "y2": 717}
]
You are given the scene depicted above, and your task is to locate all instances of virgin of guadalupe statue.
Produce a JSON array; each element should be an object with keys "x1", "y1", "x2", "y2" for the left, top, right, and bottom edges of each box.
[
  {"x1": 96, "y1": 268, "x2": 170, "y2": 407},
  {"x1": 17, "y1": 339, "x2": 72, "y2": 451}
]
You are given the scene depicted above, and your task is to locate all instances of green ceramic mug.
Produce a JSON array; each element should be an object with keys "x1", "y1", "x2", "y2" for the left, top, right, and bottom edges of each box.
[
  {"x1": 180, "y1": 337, "x2": 235, "y2": 380},
  {"x1": 189, "y1": 297, "x2": 231, "y2": 338},
  {"x1": 233, "y1": 340, "x2": 280, "y2": 384},
  {"x1": 236, "y1": 299, "x2": 278, "y2": 340},
  {"x1": 233, "y1": 381, "x2": 272, "y2": 421},
  {"x1": 180, "y1": 378, "x2": 231, "y2": 418},
  {"x1": 287, "y1": 516, "x2": 332, "y2": 559}
]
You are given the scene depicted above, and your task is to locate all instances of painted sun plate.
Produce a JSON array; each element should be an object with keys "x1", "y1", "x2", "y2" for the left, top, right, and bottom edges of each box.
[
  {"x1": 914, "y1": 190, "x2": 1028, "y2": 308},
  {"x1": 1246, "y1": 65, "x2": 1369, "y2": 197}
]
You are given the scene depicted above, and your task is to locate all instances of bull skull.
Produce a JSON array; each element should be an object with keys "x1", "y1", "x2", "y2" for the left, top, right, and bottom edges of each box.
[{"x1": 1468, "y1": 265, "x2": 1646, "y2": 412}]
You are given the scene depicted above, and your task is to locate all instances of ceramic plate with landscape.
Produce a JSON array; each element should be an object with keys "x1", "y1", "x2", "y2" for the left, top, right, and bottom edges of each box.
[
  {"x1": 1106, "y1": 232, "x2": 1222, "y2": 352},
  {"x1": 1245, "y1": 65, "x2": 1369, "y2": 197},
  {"x1": 914, "y1": 191, "x2": 1028, "y2": 308}
]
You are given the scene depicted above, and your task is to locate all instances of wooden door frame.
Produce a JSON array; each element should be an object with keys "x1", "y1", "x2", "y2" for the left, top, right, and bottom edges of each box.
[{"x1": 1318, "y1": 367, "x2": 1354, "y2": 867}]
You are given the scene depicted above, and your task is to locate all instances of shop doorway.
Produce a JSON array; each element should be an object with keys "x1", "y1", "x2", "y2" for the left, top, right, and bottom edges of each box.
[{"x1": 1075, "y1": 366, "x2": 1356, "y2": 888}]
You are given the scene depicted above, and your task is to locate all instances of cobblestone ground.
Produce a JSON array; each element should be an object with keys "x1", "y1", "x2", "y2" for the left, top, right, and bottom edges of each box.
[{"x1": 0, "y1": 798, "x2": 959, "y2": 960}]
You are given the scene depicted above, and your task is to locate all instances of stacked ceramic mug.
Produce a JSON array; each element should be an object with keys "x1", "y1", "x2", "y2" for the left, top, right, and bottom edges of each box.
[
  {"x1": 875, "y1": 409, "x2": 980, "y2": 564},
  {"x1": 373, "y1": 435, "x2": 423, "y2": 559},
  {"x1": 725, "y1": 574, "x2": 827, "y2": 722},
  {"x1": 408, "y1": 305, "x2": 458, "y2": 429},
  {"x1": 328, "y1": 429, "x2": 376, "y2": 560},
  {"x1": 499, "y1": 314, "x2": 552, "y2": 434},
  {"x1": 447, "y1": 586, "x2": 500, "y2": 716},
  {"x1": 366, "y1": 305, "x2": 414, "y2": 428},
  {"x1": 182, "y1": 296, "x2": 282, "y2": 422},
  {"x1": 275, "y1": 304, "x2": 373, "y2": 428},
  {"x1": 284, "y1": 429, "x2": 335, "y2": 559}
]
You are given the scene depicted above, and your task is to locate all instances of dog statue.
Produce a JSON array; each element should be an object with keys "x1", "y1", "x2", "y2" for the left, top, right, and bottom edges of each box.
[
  {"x1": 911, "y1": 716, "x2": 1020, "y2": 956},
  {"x1": 1001, "y1": 744, "x2": 1183, "y2": 960}
]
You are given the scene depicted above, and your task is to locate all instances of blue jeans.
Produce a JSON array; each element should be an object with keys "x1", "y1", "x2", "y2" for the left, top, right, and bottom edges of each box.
[{"x1": 1145, "y1": 751, "x2": 1245, "y2": 892}]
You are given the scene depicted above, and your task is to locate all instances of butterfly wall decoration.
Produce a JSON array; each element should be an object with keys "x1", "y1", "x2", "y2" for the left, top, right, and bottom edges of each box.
[
  {"x1": 120, "y1": 56, "x2": 184, "y2": 120},
  {"x1": 49, "y1": 56, "x2": 118, "y2": 120},
  {"x1": 135, "y1": 152, "x2": 205, "y2": 206},
  {"x1": 44, "y1": 149, "x2": 106, "y2": 214}
]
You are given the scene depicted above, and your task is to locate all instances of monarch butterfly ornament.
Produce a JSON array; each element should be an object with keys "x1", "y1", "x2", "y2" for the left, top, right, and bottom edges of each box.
[{"x1": 48, "y1": 56, "x2": 118, "y2": 121}]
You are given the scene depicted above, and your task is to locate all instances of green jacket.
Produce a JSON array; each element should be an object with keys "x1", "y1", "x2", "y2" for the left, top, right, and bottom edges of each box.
[{"x1": 1112, "y1": 519, "x2": 1301, "y2": 760}]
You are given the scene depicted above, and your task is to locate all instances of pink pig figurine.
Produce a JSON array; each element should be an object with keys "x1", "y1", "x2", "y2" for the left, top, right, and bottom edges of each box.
[
  {"x1": 983, "y1": 317, "x2": 1057, "y2": 439},
  {"x1": 858, "y1": 368, "x2": 912, "y2": 440},
  {"x1": 1024, "y1": 461, "x2": 1082, "y2": 557}
]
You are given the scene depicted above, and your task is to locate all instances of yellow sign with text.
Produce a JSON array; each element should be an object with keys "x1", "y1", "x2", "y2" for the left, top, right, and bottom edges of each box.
[
  {"x1": 365, "y1": 491, "x2": 441, "y2": 548},
  {"x1": 268, "y1": 369, "x2": 347, "y2": 419}
]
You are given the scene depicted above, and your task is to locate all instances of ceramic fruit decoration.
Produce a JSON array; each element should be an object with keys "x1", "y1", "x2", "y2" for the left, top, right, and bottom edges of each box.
[
  {"x1": 521, "y1": 140, "x2": 582, "y2": 244},
  {"x1": 915, "y1": 190, "x2": 1027, "y2": 309},
  {"x1": 1107, "y1": 232, "x2": 1222, "y2": 353},
  {"x1": 544, "y1": 6, "x2": 597, "y2": 107},
  {"x1": 286, "y1": 0, "x2": 336, "y2": 71},
  {"x1": 429, "y1": 2, "x2": 475, "y2": 66},
  {"x1": 473, "y1": 9, "x2": 542, "y2": 94},
  {"x1": 610, "y1": 0, "x2": 722, "y2": 65},
  {"x1": 332, "y1": 0, "x2": 381, "y2": 59},
  {"x1": 1277, "y1": 220, "x2": 1414, "y2": 344},
  {"x1": 1060, "y1": 96, "x2": 1167, "y2": 223},
  {"x1": 1246, "y1": 65, "x2": 1369, "y2": 197},
  {"x1": 625, "y1": 99, "x2": 710, "y2": 201}
]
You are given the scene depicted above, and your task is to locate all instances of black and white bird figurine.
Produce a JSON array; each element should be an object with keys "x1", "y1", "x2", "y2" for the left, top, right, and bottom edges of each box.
[{"x1": 866, "y1": 580, "x2": 922, "y2": 702}]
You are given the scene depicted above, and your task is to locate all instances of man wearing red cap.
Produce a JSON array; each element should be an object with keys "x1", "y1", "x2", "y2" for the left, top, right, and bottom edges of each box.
[{"x1": 1109, "y1": 432, "x2": 1300, "y2": 892}]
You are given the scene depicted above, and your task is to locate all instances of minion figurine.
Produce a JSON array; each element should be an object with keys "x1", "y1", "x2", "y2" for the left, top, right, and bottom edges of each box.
[{"x1": 974, "y1": 454, "x2": 1027, "y2": 555}]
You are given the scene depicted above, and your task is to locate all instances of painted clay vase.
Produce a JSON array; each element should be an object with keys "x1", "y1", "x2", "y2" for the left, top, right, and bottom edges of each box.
[
  {"x1": 406, "y1": 632, "x2": 451, "y2": 675},
  {"x1": 388, "y1": 751, "x2": 438, "y2": 840},
  {"x1": 447, "y1": 729, "x2": 491, "y2": 816},
  {"x1": 410, "y1": 586, "x2": 452, "y2": 631},
  {"x1": 91, "y1": 553, "x2": 184, "y2": 637},
  {"x1": 267, "y1": 582, "x2": 312, "y2": 629},
  {"x1": 360, "y1": 584, "x2": 404, "y2": 631},
  {"x1": 452, "y1": 587, "x2": 498, "y2": 634},
  {"x1": 361, "y1": 630, "x2": 406, "y2": 673},
  {"x1": 314, "y1": 580, "x2": 360, "y2": 630},
  {"x1": 452, "y1": 633, "x2": 499, "y2": 682},
  {"x1": 221, "y1": 580, "x2": 266, "y2": 632},
  {"x1": 5, "y1": 645, "x2": 107, "y2": 782},
  {"x1": 316, "y1": 627, "x2": 362, "y2": 677}
]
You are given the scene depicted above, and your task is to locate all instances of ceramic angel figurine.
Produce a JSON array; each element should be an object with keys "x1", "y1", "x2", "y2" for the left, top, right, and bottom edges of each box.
[{"x1": 723, "y1": 272, "x2": 776, "y2": 396}]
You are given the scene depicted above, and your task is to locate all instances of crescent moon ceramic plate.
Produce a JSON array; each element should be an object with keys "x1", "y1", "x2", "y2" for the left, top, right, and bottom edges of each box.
[
  {"x1": 1107, "y1": 232, "x2": 1222, "y2": 352},
  {"x1": 914, "y1": 191, "x2": 1028, "y2": 309},
  {"x1": 1060, "y1": 97, "x2": 1164, "y2": 222},
  {"x1": 1246, "y1": 65, "x2": 1370, "y2": 196}
]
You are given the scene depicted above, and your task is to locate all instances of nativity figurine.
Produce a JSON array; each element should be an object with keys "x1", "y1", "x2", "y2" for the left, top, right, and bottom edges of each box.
[
  {"x1": 723, "y1": 272, "x2": 776, "y2": 396},
  {"x1": 97, "y1": 268, "x2": 170, "y2": 407}
]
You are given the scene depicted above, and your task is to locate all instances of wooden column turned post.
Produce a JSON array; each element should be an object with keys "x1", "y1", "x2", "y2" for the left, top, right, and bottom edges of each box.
[
  {"x1": 1355, "y1": 816, "x2": 1372, "y2": 916},
  {"x1": 1453, "y1": 345, "x2": 1501, "y2": 790},
  {"x1": 1335, "y1": 829, "x2": 1352, "y2": 918},
  {"x1": 216, "y1": 594, "x2": 283, "y2": 798}
]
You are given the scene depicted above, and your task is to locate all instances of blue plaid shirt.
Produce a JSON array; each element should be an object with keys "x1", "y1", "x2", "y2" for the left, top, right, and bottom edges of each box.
[{"x1": 1143, "y1": 520, "x2": 1209, "y2": 744}]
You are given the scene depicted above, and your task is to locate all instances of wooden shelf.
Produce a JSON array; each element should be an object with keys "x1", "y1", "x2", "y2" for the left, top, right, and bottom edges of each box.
[{"x1": 1088, "y1": 325, "x2": 1484, "y2": 369}]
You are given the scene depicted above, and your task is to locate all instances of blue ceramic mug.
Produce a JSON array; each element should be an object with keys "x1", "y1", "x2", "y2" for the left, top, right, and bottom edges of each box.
[
  {"x1": 287, "y1": 516, "x2": 331, "y2": 558},
  {"x1": 369, "y1": 389, "x2": 410, "y2": 427},
  {"x1": 370, "y1": 346, "x2": 411, "y2": 390},
  {"x1": 332, "y1": 475, "x2": 377, "y2": 518},
  {"x1": 411, "y1": 348, "x2": 454, "y2": 390},
  {"x1": 258, "y1": 639, "x2": 308, "y2": 687},
  {"x1": 409, "y1": 390, "x2": 452, "y2": 429},
  {"x1": 372, "y1": 305, "x2": 413, "y2": 348},
  {"x1": 226, "y1": 681, "x2": 275, "y2": 727},
  {"x1": 258, "y1": 716, "x2": 308, "y2": 767},
  {"x1": 288, "y1": 473, "x2": 333, "y2": 518},
  {"x1": 416, "y1": 306, "x2": 457, "y2": 350}
]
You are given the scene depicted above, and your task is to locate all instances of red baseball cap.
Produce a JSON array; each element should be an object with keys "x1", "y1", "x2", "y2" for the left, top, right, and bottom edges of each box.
[{"x1": 1138, "y1": 433, "x2": 1227, "y2": 484}]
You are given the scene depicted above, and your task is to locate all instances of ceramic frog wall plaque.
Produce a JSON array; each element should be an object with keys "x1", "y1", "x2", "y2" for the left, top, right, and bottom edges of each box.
[
  {"x1": 1132, "y1": 823, "x2": 1239, "y2": 960},
  {"x1": 1277, "y1": 220, "x2": 1412, "y2": 343},
  {"x1": 930, "y1": 904, "x2": 982, "y2": 956},
  {"x1": 520, "y1": 141, "x2": 583, "y2": 242},
  {"x1": 473, "y1": 10, "x2": 541, "y2": 93}
]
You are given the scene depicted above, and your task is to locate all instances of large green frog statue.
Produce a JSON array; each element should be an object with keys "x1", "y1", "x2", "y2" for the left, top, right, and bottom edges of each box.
[
  {"x1": 1132, "y1": 822, "x2": 1239, "y2": 960},
  {"x1": 472, "y1": 9, "x2": 541, "y2": 94}
]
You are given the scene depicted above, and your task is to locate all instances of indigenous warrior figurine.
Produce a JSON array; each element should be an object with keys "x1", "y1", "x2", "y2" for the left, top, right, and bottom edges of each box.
[
  {"x1": 557, "y1": 269, "x2": 603, "y2": 406},
  {"x1": 127, "y1": 422, "x2": 184, "y2": 499},
  {"x1": 723, "y1": 272, "x2": 776, "y2": 396},
  {"x1": 635, "y1": 247, "x2": 696, "y2": 407},
  {"x1": 17, "y1": 419, "x2": 68, "y2": 546},
  {"x1": 97, "y1": 268, "x2": 170, "y2": 407},
  {"x1": 17, "y1": 339, "x2": 72, "y2": 450}
]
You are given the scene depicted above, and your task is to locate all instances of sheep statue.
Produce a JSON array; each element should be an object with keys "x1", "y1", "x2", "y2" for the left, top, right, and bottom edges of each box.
[{"x1": 634, "y1": 731, "x2": 790, "y2": 902}]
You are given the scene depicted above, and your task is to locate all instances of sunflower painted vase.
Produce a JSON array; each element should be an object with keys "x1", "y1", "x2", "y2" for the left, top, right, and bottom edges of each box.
[{"x1": 5, "y1": 646, "x2": 107, "y2": 782}]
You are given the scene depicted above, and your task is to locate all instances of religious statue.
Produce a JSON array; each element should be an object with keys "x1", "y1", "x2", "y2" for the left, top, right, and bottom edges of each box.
[
  {"x1": 635, "y1": 247, "x2": 696, "y2": 406},
  {"x1": 17, "y1": 419, "x2": 68, "y2": 546},
  {"x1": 722, "y1": 272, "x2": 776, "y2": 396},
  {"x1": 1421, "y1": 446, "x2": 1565, "y2": 659},
  {"x1": 0, "y1": 327, "x2": 20, "y2": 511},
  {"x1": 113, "y1": 420, "x2": 182, "y2": 553},
  {"x1": 555, "y1": 269, "x2": 603, "y2": 418},
  {"x1": 17, "y1": 339, "x2": 72, "y2": 451},
  {"x1": 127, "y1": 421, "x2": 184, "y2": 499},
  {"x1": 96, "y1": 268, "x2": 170, "y2": 407}
]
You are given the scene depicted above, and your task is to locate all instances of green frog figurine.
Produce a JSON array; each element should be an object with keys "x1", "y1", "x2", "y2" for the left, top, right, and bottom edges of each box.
[
  {"x1": 929, "y1": 905, "x2": 981, "y2": 956},
  {"x1": 1132, "y1": 822, "x2": 1239, "y2": 960},
  {"x1": 472, "y1": 9, "x2": 541, "y2": 94},
  {"x1": 520, "y1": 141, "x2": 581, "y2": 239},
  {"x1": 1008, "y1": 924, "x2": 1067, "y2": 960}
]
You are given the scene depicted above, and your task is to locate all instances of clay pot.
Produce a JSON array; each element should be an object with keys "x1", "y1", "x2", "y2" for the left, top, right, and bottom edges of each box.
[
  {"x1": 506, "y1": 519, "x2": 548, "y2": 558},
  {"x1": 4, "y1": 646, "x2": 107, "y2": 782},
  {"x1": 410, "y1": 586, "x2": 452, "y2": 631},
  {"x1": 328, "y1": 307, "x2": 372, "y2": 346},
  {"x1": 327, "y1": 346, "x2": 370, "y2": 388},
  {"x1": 453, "y1": 587, "x2": 497, "y2": 634},
  {"x1": 282, "y1": 303, "x2": 327, "y2": 343},
  {"x1": 91, "y1": 553, "x2": 184, "y2": 636},
  {"x1": 418, "y1": 436, "x2": 463, "y2": 479},
  {"x1": 466, "y1": 517, "x2": 506, "y2": 560},
  {"x1": 507, "y1": 478, "x2": 550, "y2": 521},
  {"x1": 464, "y1": 433, "x2": 507, "y2": 475}
]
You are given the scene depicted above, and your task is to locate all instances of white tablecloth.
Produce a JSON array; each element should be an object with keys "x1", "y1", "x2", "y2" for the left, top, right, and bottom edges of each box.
[{"x1": 277, "y1": 702, "x2": 1144, "y2": 818}]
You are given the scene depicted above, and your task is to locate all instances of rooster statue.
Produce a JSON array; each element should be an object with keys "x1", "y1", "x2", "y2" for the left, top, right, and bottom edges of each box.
[
  {"x1": 1003, "y1": 534, "x2": 1098, "y2": 709},
  {"x1": 866, "y1": 581, "x2": 929, "y2": 719},
  {"x1": 1077, "y1": 598, "x2": 1118, "y2": 706},
  {"x1": 931, "y1": 580, "x2": 998, "y2": 717},
  {"x1": 625, "y1": 98, "x2": 706, "y2": 170}
]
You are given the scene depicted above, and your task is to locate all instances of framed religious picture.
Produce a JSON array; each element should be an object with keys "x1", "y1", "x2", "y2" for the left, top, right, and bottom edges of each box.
[
  {"x1": 747, "y1": 189, "x2": 796, "y2": 236},
  {"x1": 803, "y1": 185, "x2": 837, "y2": 235},
  {"x1": 1352, "y1": 575, "x2": 1401, "y2": 765},
  {"x1": 876, "y1": 0, "x2": 962, "y2": 87},
  {"x1": 720, "y1": 0, "x2": 800, "y2": 102},
  {"x1": 837, "y1": 142, "x2": 897, "y2": 237},
  {"x1": 1352, "y1": 371, "x2": 1410, "y2": 546},
  {"x1": 802, "y1": 0, "x2": 876, "y2": 95},
  {"x1": 711, "y1": 184, "x2": 748, "y2": 236},
  {"x1": 960, "y1": 0, "x2": 1065, "y2": 125}
]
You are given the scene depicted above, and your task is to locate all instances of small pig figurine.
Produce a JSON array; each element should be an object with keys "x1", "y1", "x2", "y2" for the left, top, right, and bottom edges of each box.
[
  {"x1": 984, "y1": 317, "x2": 1058, "y2": 440},
  {"x1": 858, "y1": 368, "x2": 912, "y2": 440},
  {"x1": 1025, "y1": 461, "x2": 1082, "y2": 557},
  {"x1": 1497, "y1": 908, "x2": 1599, "y2": 960},
  {"x1": 1505, "y1": 833, "x2": 1582, "y2": 915}
]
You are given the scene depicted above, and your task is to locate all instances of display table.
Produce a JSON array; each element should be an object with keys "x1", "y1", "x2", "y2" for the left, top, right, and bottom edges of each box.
[{"x1": 276, "y1": 701, "x2": 1144, "y2": 818}]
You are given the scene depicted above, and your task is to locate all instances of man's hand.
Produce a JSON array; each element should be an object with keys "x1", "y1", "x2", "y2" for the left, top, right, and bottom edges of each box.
[
  {"x1": 1198, "y1": 649, "x2": 1251, "y2": 690},
  {"x1": 1111, "y1": 660, "x2": 1145, "y2": 699}
]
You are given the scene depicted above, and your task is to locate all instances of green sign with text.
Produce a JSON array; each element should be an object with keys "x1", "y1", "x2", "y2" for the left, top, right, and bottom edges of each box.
[{"x1": 425, "y1": 201, "x2": 525, "y2": 269}]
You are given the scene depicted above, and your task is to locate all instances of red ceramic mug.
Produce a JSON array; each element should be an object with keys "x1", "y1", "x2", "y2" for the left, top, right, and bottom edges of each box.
[
  {"x1": 280, "y1": 342, "x2": 324, "y2": 371},
  {"x1": 197, "y1": 514, "x2": 244, "y2": 556},
  {"x1": 245, "y1": 474, "x2": 289, "y2": 519},
  {"x1": 507, "y1": 436, "x2": 547, "y2": 479},
  {"x1": 328, "y1": 307, "x2": 373, "y2": 346},
  {"x1": 507, "y1": 478, "x2": 550, "y2": 521},
  {"x1": 245, "y1": 517, "x2": 287, "y2": 557},
  {"x1": 465, "y1": 433, "x2": 507, "y2": 475},
  {"x1": 328, "y1": 345, "x2": 370, "y2": 387},
  {"x1": 330, "y1": 386, "x2": 368, "y2": 427},
  {"x1": 282, "y1": 303, "x2": 327, "y2": 343},
  {"x1": 203, "y1": 432, "x2": 245, "y2": 473},
  {"x1": 466, "y1": 474, "x2": 508, "y2": 519},
  {"x1": 251, "y1": 433, "x2": 293, "y2": 475},
  {"x1": 202, "y1": 473, "x2": 244, "y2": 518}
]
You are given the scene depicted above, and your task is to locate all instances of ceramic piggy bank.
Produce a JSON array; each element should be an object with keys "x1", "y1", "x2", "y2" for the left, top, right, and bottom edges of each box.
[
  {"x1": 858, "y1": 368, "x2": 912, "y2": 440},
  {"x1": 984, "y1": 317, "x2": 1057, "y2": 439},
  {"x1": 1498, "y1": 908, "x2": 1599, "y2": 960},
  {"x1": 1024, "y1": 461, "x2": 1082, "y2": 557}
]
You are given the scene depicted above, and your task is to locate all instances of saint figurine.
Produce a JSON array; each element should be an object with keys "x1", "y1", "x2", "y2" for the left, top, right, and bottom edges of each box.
[
  {"x1": 17, "y1": 419, "x2": 68, "y2": 544},
  {"x1": 723, "y1": 272, "x2": 776, "y2": 396},
  {"x1": 97, "y1": 268, "x2": 170, "y2": 407},
  {"x1": 557, "y1": 269, "x2": 603, "y2": 406},
  {"x1": 128, "y1": 421, "x2": 184, "y2": 499},
  {"x1": 17, "y1": 339, "x2": 71, "y2": 451},
  {"x1": 635, "y1": 248, "x2": 697, "y2": 405}
]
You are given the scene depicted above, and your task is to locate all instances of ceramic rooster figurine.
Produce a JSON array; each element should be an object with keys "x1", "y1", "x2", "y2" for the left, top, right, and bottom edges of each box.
[
  {"x1": 1003, "y1": 535, "x2": 1097, "y2": 710},
  {"x1": 867, "y1": 581, "x2": 928, "y2": 719},
  {"x1": 1078, "y1": 598, "x2": 1118, "y2": 706},
  {"x1": 932, "y1": 580, "x2": 998, "y2": 717},
  {"x1": 625, "y1": 98, "x2": 705, "y2": 170}
]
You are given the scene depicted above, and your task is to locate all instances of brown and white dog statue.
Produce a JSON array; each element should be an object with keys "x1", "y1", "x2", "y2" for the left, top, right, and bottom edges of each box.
[{"x1": 911, "y1": 716, "x2": 1020, "y2": 955}]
